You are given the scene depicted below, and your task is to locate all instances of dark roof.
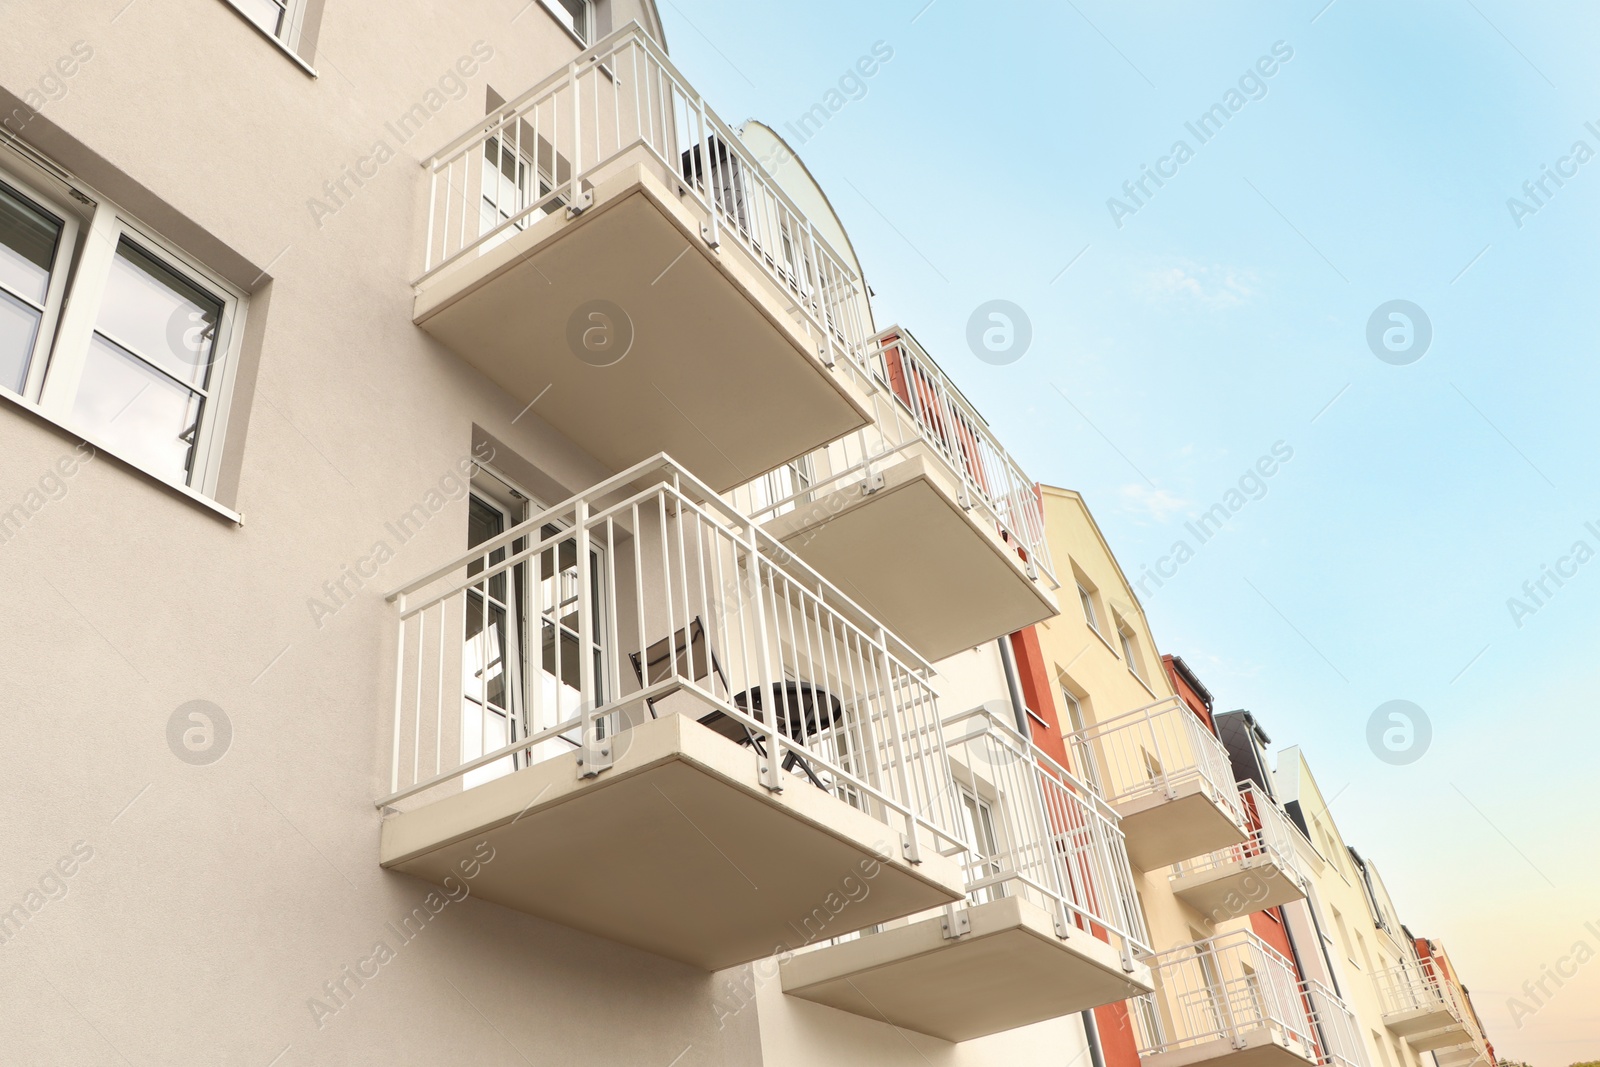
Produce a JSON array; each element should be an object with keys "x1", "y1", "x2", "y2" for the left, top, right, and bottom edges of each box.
[{"x1": 1165, "y1": 654, "x2": 1214, "y2": 708}]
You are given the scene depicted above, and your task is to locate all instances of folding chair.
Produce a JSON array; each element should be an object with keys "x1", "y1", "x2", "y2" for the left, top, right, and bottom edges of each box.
[{"x1": 628, "y1": 617, "x2": 836, "y2": 790}]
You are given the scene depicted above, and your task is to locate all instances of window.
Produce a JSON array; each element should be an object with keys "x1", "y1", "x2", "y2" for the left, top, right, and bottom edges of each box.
[
  {"x1": 1, "y1": 148, "x2": 246, "y2": 500},
  {"x1": 479, "y1": 136, "x2": 560, "y2": 248},
  {"x1": 228, "y1": 0, "x2": 309, "y2": 49},
  {"x1": 1077, "y1": 582, "x2": 1100, "y2": 633},
  {"x1": 462, "y1": 468, "x2": 610, "y2": 782},
  {"x1": 0, "y1": 176, "x2": 75, "y2": 397},
  {"x1": 1118, "y1": 619, "x2": 1145, "y2": 682},
  {"x1": 746, "y1": 457, "x2": 812, "y2": 518},
  {"x1": 539, "y1": 0, "x2": 594, "y2": 44},
  {"x1": 1059, "y1": 675, "x2": 1103, "y2": 793},
  {"x1": 959, "y1": 786, "x2": 1003, "y2": 902}
]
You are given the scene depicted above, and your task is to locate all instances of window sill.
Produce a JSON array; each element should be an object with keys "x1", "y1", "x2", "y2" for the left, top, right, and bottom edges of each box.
[
  {"x1": 526, "y1": 0, "x2": 592, "y2": 50},
  {"x1": 1128, "y1": 669, "x2": 1158, "y2": 701},
  {"x1": 216, "y1": 0, "x2": 320, "y2": 78},
  {"x1": 1087, "y1": 622, "x2": 1120, "y2": 657},
  {"x1": 0, "y1": 388, "x2": 242, "y2": 526}
]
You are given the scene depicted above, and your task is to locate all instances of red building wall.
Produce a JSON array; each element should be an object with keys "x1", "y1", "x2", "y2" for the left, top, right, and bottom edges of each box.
[{"x1": 1010, "y1": 626, "x2": 1144, "y2": 1067}]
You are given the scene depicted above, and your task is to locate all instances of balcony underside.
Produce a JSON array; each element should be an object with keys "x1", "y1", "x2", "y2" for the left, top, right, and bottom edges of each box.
[
  {"x1": 1115, "y1": 779, "x2": 1249, "y2": 872},
  {"x1": 1433, "y1": 1045, "x2": 1486, "y2": 1067},
  {"x1": 762, "y1": 451, "x2": 1059, "y2": 662},
  {"x1": 1170, "y1": 856, "x2": 1305, "y2": 919},
  {"x1": 379, "y1": 712, "x2": 965, "y2": 971},
  {"x1": 414, "y1": 158, "x2": 872, "y2": 494},
  {"x1": 1143, "y1": 1029, "x2": 1316, "y2": 1067},
  {"x1": 1406, "y1": 1022, "x2": 1473, "y2": 1051},
  {"x1": 1382, "y1": 1003, "x2": 1458, "y2": 1040},
  {"x1": 780, "y1": 895, "x2": 1153, "y2": 1043}
]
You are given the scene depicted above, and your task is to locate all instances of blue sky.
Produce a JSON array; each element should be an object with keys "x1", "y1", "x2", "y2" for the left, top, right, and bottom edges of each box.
[{"x1": 657, "y1": 0, "x2": 1599, "y2": 1060}]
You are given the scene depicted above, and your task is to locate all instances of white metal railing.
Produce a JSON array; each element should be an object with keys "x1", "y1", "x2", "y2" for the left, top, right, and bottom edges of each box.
[
  {"x1": 940, "y1": 704, "x2": 1150, "y2": 965},
  {"x1": 1173, "y1": 781, "x2": 1303, "y2": 884},
  {"x1": 1374, "y1": 962, "x2": 1466, "y2": 1023},
  {"x1": 1133, "y1": 931, "x2": 1318, "y2": 1060},
  {"x1": 377, "y1": 454, "x2": 965, "y2": 862},
  {"x1": 729, "y1": 327, "x2": 1055, "y2": 586},
  {"x1": 418, "y1": 22, "x2": 873, "y2": 372},
  {"x1": 1305, "y1": 978, "x2": 1368, "y2": 1067},
  {"x1": 1068, "y1": 696, "x2": 1247, "y2": 828}
]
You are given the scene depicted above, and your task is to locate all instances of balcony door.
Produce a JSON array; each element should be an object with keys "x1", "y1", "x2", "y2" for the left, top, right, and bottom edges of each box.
[
  {"x1": 479, "y1": 135, "x2": 557, "y2": 253},
  {"x1": 461, "y1": 469, "x2": 609, "y2": 784},
  {"x1": 462, "y1": 482, "x2": 528, "y2": 788}
]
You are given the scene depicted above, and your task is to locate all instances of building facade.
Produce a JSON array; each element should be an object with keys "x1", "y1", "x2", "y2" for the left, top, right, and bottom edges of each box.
[{"x1": 0, "y1": 3, "x2": 1496, "y2": 1066}]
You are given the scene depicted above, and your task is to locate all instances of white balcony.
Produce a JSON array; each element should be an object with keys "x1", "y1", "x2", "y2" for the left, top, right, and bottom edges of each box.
[
  {"x1": 376, "y1": 456, "x2": 971, "y2": 970},
  {"x1": 412, "y1": 25, "x2": 881, "y2": 493},
  {"x1": 1169, "y1": 782, "x2": 1307, "y2": 921},
  {"x1": 730, "y1": 328, "x2": 1059, "y2": 661},
  {"x1": 1433, "y1": 1041, "x2": 1491, "y2": 1067},
  {"x1": 1068, "y1": 697, "x2": 1249, "y2": 871},
  {"x1": 1374, "y1": 964, "x2": 1466, "y2": 1045},
  {"x1": 779, "y1": 704, "x2": 1153, "y2": 1042},
  {"x1": 1134, "y1": 932, "x2": 1364, "y2": 1067}
]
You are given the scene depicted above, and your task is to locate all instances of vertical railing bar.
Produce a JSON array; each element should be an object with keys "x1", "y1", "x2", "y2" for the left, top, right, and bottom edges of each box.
[{"x1": 391, "y1": 614, "x2": 407, "y2": 794}]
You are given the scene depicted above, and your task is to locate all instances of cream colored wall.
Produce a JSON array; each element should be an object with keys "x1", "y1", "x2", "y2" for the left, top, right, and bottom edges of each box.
[
  {"x1": 0, "y1": 4, "x2": 1097, "y2": 1064},
  {"x1": 1029, "y1": 487, "x2": 1252, "y2": 962},
  {"x1": 1276, "y1": 749, "x2": 1427, "y2": 1067},
  {"x1": 1035, "y1": 487, "x2": 1173, "y2": 730},
  {"x1": 0, "y1": 3, "x2": 803, "y2": 1065}
]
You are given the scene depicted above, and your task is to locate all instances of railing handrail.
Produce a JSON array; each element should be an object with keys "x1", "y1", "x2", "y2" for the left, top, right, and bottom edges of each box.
[
  {"x1": 869, "y1": 326, "x2": 1055, "y2": 584},
  {"x1": 387, "y1": 453, "x2": 934, "y2": 675},
  {"x1": 421, "y1": 23, "x2": 839, "y2": 260},
  {"x1": 417, "y1": 21, "x2": 873, "y2": 370},
  {"x1": 379, "y1": 455, "x2": 966, "y2": 856},
  {"x1": 945, "y1": 703, "x2": 1124, "y2": 824},
  {"x1": 940, "y1": 703, "x2": 1152, "y2": 957},
  {"x1": 1136, "y1": 929, "x2": 1319, "y2": 1057},
  {"x1": 1142, "y1": 927, "x2": 1293, "y2": 969},
  {"x1": 1069, "y1": 693, "x2": 1189, "y2": 737}
]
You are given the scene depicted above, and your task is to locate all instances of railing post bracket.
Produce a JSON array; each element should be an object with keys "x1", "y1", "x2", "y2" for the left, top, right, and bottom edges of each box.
[
  {"x1": 900, "y1": 830, "x2": 922, "y2": 865},
  {"x1": 565, "y1": 189, "x2": 593, "y2": 218},
  {"x1": 941, "y1": 905, "x2": 971, "y2": 940},
  {"x1": 700, "y1": 221, "x2": 720, "y2": 250}
]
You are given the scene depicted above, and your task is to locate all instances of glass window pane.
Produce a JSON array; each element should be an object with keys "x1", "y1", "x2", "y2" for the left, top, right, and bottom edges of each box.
[
  {"x1": 542, "y1": 0, "x2": 588, "y2": 40},
  {"x1": 71, "y1": 336, "x2": 203, "y2": 480},
  {"x1": 0, "y1": 181, "x2": 61, "y2": 306},
  {"x1": 232, "y1": 0, "x2": 287, "y2": 36},
  {"x1": 0, "y1": 287, "x2": 42, "y2": 393},
  {"x1": 95, "y1": 239, "x2": 223, "y2": 389}
]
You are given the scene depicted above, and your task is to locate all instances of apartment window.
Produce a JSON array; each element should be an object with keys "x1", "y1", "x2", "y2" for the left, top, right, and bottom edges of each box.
[
  {"x1": 746, "y1": 457, "x2": 812, "y2": 518},
  {"x1": 1059, "y1": 676, "x2": 1103, "y2": 793},
  {"x1": 1077, "y1": 582, "x2": 1100, "y2": 633},
  {"x1": 228, "y1": 0, "x2": 310, "y2": 49},
  {"x1": 0, "y1": 177, "x2": 74, "y2": 396},
  {"x1": 1117, "y1": 619, "x2": 1146, "y2": 682},
  {"x1": 959, "y1": 786, "x2": 1003, "y2": 902},
  {"x1": 539, "y1": 0, "x2": 594, "y2": 43},
  {"x1": 1, "y1": 149, "x2": 246, "y2": 499}
]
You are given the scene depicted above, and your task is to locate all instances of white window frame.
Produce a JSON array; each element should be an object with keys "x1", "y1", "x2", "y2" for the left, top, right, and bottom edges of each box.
[
  {"x1": 538, "y1": 0, "x2": 595, "y2": 45},
  {"x1": 1077, "y1": 582, "x2": 1100, "y2": 634},
  {"x1": 2, "y1": 147, "x2": 248, "y2": 504},
  {"x1": 1117, "y1": 619, "x2": 1145, "y2": 681},
  {"x1": 0, "y1": 168, "x2": 79, "y2": 402},
  {"x1": 224, "y1": 0, "x2": 310, "y2": 51}
]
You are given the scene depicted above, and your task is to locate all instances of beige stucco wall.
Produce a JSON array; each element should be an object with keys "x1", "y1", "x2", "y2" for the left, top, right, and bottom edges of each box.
[
  {"x1": 1029, "y1": 487, "x2": 1251, "y2": 952},
  {"x1": 1276, "y1": 749, "x2": 1431, "y2": 1067},
  {"x1": 0, "y1": 2, "x2": 1098, "y2": 1064}
]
